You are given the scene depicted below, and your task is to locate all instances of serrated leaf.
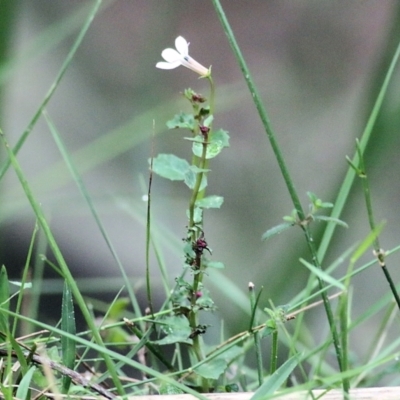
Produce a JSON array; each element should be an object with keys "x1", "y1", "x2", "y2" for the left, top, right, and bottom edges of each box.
[
  {"x1": 151, "y1": 154, "x2": 190, "y2": 181},
  {"x1": 250, "y1": 354, "x2": 300, "y2": 399},
  {"x1": 192, "y1": 207, "x2": 203, "y2": 224},
  {"x1": 300, "y1": 259, "x2": 345, "y2": 290},
  {"x1": 261, "y1": 222, "x2": 293, "y2": 241},
  {"x1": 212, "y1": 129, "x2": 230, "y2": 147},
  {"x1": 166, "y1": 112, "x2": 195, "y2": 130},
  {"x1": 313, "y1": 215, "x2": 348, "y2": 228},
  {"x1": 196, "y1": 195, "x2": 224, "y2": 209},
  {"x1": 159, "y1": 383, "x2": 184, "y2": 395},
  {"x1": 195, "y1": 358, "x2": 227, "y2": 380}
]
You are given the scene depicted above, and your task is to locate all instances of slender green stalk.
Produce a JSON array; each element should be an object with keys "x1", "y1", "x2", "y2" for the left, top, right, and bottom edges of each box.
[
  {"x1": 146, "y1": 132, "x2": 155, "y2": 315},
  {"x1": 211, "y1": 0, "x2": 346, "y2": 389},
  {"x1": 270, "y1": 330, "x2": 278, "y2": 375},
  {"x1": 350, "y1": 140, "x2": 400, "y2": 310},
  {"x1": 12, "y1": 223, "x2": 38, "y2": 337},
  {"x1": 249, "y1": 282, "x2": 263, "y2": 386}
]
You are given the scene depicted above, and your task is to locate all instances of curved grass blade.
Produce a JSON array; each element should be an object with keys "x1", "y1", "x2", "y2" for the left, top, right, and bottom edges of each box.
[{"x1": 250, "y1": 353, "x2": 300, "y2": 400}]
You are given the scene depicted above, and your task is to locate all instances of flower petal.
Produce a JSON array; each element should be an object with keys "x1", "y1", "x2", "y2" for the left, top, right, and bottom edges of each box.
[
  {"x1": 175, "y1": 36, "x2": 189, "y2": 56},
  {"x1": 156, "y1": 61, "x2": 181, "y2": 70},
  {"x1": 161, "y1": 48, "x2": 182, "y2": 63}
]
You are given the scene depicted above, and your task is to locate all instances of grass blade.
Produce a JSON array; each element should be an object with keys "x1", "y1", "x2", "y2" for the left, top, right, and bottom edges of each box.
[
  {"x1": 250, "y1": 353, "x2": 300, "y2": 400},
  {"x1": 61, "y1": 281, "x2": 76, "y2": 393}
]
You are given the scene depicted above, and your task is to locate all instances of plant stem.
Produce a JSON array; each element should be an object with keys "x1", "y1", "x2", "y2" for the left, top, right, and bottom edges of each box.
[
  {"x1": 353, "y1": 140, "x2": 400, "y2": 311},
  {"x1": 249, "y1": 283, "x2": 263, "y2": 386},
  {"x1": 187, "y1": 76, "x2": 215, "y2": 367},
  {"x1": 270, "y1": 330, "x2": 278, "y2": 375}
]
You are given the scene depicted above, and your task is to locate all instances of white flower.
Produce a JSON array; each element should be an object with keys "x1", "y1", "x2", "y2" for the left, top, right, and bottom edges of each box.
[{"x1": 156, "y1": 36, "x2": 210, "y2": 77}]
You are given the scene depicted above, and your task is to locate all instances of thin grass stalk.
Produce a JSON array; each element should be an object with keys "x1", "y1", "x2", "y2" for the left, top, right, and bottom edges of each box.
[
  {"x1": 249, "y1": 283, "x2": 263, "y2": 386},
  {"x1": 211, "y1": 0, "x2": 346, "y2": 388},
  {"x1": 146, "y1": 135, "x2": 155, "y2": 315},
  {"x1": 351, "y1": 140, "x2": 400, "y2": 310},
  {"x1": 12, "y1": 223, "x2": 39, "y2": 337}
]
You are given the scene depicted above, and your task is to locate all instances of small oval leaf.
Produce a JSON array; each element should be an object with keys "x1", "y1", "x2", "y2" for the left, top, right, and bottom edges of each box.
[{"x1": 151, "y1": 154, "x2": 190, "y2": 181}]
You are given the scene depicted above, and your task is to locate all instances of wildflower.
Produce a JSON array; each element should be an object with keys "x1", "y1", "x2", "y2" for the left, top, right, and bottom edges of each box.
[{"x1": 156, "y1": 36, "x2": 210, "y2": 77}]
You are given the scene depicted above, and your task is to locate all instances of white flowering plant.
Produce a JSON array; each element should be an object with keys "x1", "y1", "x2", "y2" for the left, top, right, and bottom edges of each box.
[{"x1": 151, "y1": 37, "x2": 230, "y2": 387}]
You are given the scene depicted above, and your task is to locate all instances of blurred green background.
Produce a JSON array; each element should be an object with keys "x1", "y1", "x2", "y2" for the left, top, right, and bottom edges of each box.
[{"x1": 1, "y1": 0, "x2": 400, "y2": 341}]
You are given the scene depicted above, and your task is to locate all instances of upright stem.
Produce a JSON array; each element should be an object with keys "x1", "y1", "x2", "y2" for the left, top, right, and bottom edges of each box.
[{"x1": 187, "y1": 76, "x2": 215, "y2": 365}]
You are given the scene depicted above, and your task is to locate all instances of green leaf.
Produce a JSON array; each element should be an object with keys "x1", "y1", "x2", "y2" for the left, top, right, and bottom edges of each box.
[
  {"x1": 300, "y1": 258, "x2": 345, "y2": 290},
  {"x1": 225, "y1": 384, "x2": 239, "y2": 392},
  {"x1": 166, "y1": 112, "x2": 195, "y2": 130},
  {"x1": 152, "y1": 315, "x2": 192, "y2": 345},
  {"x1": 203, "y1": 115, "x2": 214, "y2": 127},
  {"x1": 151, "y1": 154, "x2": 190, "y2": 181},
  {"x1": 196, "y1": 195, "x2": 224, "y2": 209},
  {"x1": 306, "y1": 191, "x2": 318, "y2": 203},
  {"x1": 0, "y1": 265, "x2": 10, "y2": 334},
  {"x1": 61, "y1": 281, "x2": 76, "y2": 394},
  {"x1": 192, "y1": 129, "x2": 230, "y2": 159},
  {"x1": 212, "y1": 129, "x2": 230, "y2": 147},
  {"x1": 261, "y1": 222, "x2": 293, "y2": 241},
  {"x1": 313, "y1": 215, "x2": 348, "y2": 228},
  {"x1": 320, "y1": 202, "x2": 334, "y2": 209},
  {"x1": 195, "y1": 358, "x2": 227, "y2": 380},
  {"x1": 260, "y1": 321, "x2": 276, "y2": 338},
  {"x1": 16, "y1": 366, "x2": 36, "y2": 400},
  {"x1": 186, "y1": 206, "x2": 203, "y2": 224},
  {"x1": 9, "y1": 280, "x2": 32, "y2": 288},
  {"x1": 189, "y1": 165, "x2": 210, "y2": 174},
  {"x1": 250, "y1": 354, "x2": 300, "y2": 399},
  {"x1": 206, "y1": 261, "x2": 225, "y2": 269},
  {"x1": 108, "y1": 298, "x2": 130, "y2": 319},
  {"x1": 184, "y1": 169, "x2": 207, "y2": 191},
  {"x1": 159, "y1": 383, "x2": 184, "y2": 395},
  {"x1": 195, "y1": 346, "x2": 243, "y2": 380}
]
